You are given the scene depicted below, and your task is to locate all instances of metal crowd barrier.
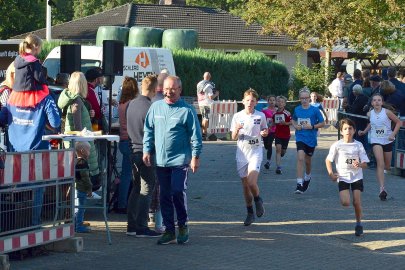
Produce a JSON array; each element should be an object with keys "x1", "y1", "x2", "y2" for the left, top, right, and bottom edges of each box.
[
  {"x1": 322, "y1": 98, "x2": 340, "y2": 124},
  {"x1": 0, "y1": 149, "x2": 75, "y2": 254},
  {"x1": 208, "y1": 101, "x2": 238, "y2": 135}
]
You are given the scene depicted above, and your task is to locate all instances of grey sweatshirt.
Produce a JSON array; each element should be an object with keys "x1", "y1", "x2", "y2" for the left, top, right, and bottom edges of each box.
[{"x1": 126, "y1": 95, "x2": 152, "y2": 153}]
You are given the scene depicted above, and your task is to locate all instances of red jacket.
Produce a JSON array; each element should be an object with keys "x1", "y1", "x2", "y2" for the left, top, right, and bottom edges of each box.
[{"x1": 86, "y1": 83, "x2": 101, "y2": 120}]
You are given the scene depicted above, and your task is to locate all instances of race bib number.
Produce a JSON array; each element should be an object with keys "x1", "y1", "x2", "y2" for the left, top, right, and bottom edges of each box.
[
  {"x1": 339, "y1": 155, "x2": 358, "y2": 170},
  {"x1": 242, "y1": 137, "x2": 260, "y2": 149},
  {"x1": 267, "y1": 118, "x2": 273, "y2": 126},
  {"x1": 275, "y1": 114, "x2": 285, "y2": 124},
  {"x1": 298, "y1": 118, "x2": 311, "y2": 126},
  {"x1": 373, "y1": 126, "x2": 386, "y2": 138}
]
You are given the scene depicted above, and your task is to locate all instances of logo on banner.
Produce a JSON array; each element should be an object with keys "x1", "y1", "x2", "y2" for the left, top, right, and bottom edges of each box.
[{"x1": 135, "y1": 51, "x2": 150, "y2": 68}]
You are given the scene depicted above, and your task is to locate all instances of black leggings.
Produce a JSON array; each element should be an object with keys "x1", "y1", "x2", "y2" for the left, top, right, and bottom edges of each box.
[{"x1": 263, "y1": 133, "x2": 275, "y2": 160}]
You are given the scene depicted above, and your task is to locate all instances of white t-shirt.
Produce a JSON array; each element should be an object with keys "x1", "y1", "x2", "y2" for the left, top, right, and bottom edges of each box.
[
  {"x1": 197, "y1": 80, "x2": 214, "y2": 106},
  {"x1": 326, "y1": 139, "x2": 370, "y2": 183},
  {"x1": 230, "y1": 110, "x2": 267, "y2": 163},
  {"x1": 328, "y1": 78, "x2": 343, "y2": 98}
]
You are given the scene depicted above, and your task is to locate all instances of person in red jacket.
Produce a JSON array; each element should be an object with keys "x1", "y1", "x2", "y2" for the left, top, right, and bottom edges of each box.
[{"x1": 85, "y1": 68, "x2": 103, "y2": 130}]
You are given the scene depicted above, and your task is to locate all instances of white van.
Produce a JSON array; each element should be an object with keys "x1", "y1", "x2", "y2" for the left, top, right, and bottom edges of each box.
[{"x1": 43, "y1": 45, "x2": 176, "y2": 126}]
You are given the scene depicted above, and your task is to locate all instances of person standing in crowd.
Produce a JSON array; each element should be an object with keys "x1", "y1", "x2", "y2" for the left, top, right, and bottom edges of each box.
[
  {"x1": 0, "y1": 63, "x2": 15, "y2": 108},
  {"x1": 85, "y1": 68, "x2": 104, "y2": 131},
  {"x1": 363, "y1": 75, "x2": 383, "y2": 112},
  {"x1": 262, "y1": 95, "x2": 277, "y2": 170},
  {"x1": 358, "y1": 93, "x2": 401, "y2": 201},
  {"x1": 149, "y1": 72, "x2": 168, "y2": 233},
  {"x1": 197, "y1": 72, "x2": 219, "y2": 140},
  {"x1": 328, "y1": 72, "x2": 344, "y2": 101},
  {"x1": 144, "y1": 75, "x2": 202, "y2": 245},
  {"x1": 116, "y1": 76, "x2": 139, "y2": 214},
  {"x1": 345, "y1": 85, "x2": 369, "y2": 147},
  {"x1": 1, "y1": 34, "x2": 61, "y2": 226},
  {"x1": 74, "y1": 141, "x2": 93, "y2": 233},
  {"x1": 387, "y1": 67, "x2": 405, "y2": 94},
  {"x1": 231, "y1": 88, "x2": 267, "y2": 226},
  {"x1": 292, "y1": 87, "x2": 325, "y2": 194},
  {"x1": 326, "y1": 118, "x2": 369, "y2": 236},
  {"x1": 273, "y1": 95, "x2": 292, "y2": 175},
  {"x1": 152, "y1": 71, "x2": 169, "y2": 102},
  {"x1": 126, "y1": 75, "x2": 160, "y2": 237},
  {"x1": 347, "y1": 69, "x2": 363, "y2": 107},
  {"x1": 58, "y1": 72, "x2": 100, "y2": 184},
  {"x1": 381, "y1": 80, "x2": 405, "y2": 116}
]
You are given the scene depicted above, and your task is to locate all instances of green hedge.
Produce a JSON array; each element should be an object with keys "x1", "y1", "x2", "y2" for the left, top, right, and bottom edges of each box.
[{"x1": 172, "y1": 49, "x2": 289, "y2": 100}]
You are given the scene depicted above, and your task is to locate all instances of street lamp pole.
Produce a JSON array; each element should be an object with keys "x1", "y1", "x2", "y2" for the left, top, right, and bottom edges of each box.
[{"x1": 46, "y1": 1, "x2": 52, "y2": 41}]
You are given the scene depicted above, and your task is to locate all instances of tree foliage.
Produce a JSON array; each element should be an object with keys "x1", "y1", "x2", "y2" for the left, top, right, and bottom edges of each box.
[{"x1": 243, "y1": 0, "x2": 405, "y2": 84}]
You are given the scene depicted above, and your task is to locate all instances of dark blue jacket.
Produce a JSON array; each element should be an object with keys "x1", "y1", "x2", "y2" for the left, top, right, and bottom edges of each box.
[
  {"x1": 386, "y1": 90, "x2": 405, "y2": 116},
  {"x1": 347, "y1": 80, "x2": 363, "y2": 106},
  {"x1": 0, "y1": 95, "x2": 61, "y2": 151},
  {"x1": 13, "y1": 54, "x2": 47, "y2": 91}
]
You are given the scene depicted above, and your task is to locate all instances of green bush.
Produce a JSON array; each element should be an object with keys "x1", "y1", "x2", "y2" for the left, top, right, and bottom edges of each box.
[
  {"x1": 289, "y1": 55, "x2": 332, "y2": 99},
  {"x1": 173, "y1": 49, "x2": 290, "y2": 100}
]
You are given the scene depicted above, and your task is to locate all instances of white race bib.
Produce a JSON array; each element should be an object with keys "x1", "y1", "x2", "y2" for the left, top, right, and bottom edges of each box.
[
  {"x1": 339, "y1": 155, "x2": 358, "y2": 170},
  {"x1": 242, "y1": 137, "x2": 260, "y2": 149},
  {"x1": 275, "y1": 114, "x2": 285, "y2": 124},
  {"x1": 373, "y1": 126, "x2": 386, "y2": 138},
  {"x1": 298, "y1": 118, "x2": 311, "y2": 126}
]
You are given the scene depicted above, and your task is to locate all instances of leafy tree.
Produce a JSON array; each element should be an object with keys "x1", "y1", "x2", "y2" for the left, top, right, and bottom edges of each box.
[
  {"x1": 243, "y1": 0, "x2": 405, "y2": 87},
  {"x1": 0, "y1": 0, "x2": 45, "y2": 39},
  {"x1": 187, "y1": 0, "x2": 246, "y2": 15}
]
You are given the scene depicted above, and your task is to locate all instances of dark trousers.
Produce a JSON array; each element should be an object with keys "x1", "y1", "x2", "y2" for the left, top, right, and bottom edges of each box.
[{"x1": 156, "y1": 165, "x2": 189, "y2": 233}]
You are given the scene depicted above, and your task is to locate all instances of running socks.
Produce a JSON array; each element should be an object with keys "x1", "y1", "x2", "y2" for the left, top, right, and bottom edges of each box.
[
  {"x1": 297, "y1": 178, "x2": 303, "y2": 185},
  {"x1": 304, "y1": 173, "x2": 311, "y2": 181},
  {"x1": 247, "y1": 206, "x2": 254, "y2": 214}
]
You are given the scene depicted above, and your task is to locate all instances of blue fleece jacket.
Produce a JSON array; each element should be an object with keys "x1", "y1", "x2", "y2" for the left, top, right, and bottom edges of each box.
[
  {"x1": 143, "y1": 98, "x2": 202, "y2": 167},
  {"x1": 1, "y1": 95, "x2": 61, "y2": 151}
]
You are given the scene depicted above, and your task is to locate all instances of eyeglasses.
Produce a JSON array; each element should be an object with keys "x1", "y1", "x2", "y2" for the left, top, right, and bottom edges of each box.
[{"x1": 164, "y1": 87, "x2": 180, "y2": 91}]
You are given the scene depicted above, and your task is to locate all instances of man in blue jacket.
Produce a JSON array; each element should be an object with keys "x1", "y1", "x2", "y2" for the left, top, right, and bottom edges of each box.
[{"x1": 143, "y1": 75, "x2": 202, "y2": 245}]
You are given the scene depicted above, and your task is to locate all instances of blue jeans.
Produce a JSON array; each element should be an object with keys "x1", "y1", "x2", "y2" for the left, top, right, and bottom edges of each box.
[
  {"x1": 118, "y1": 140, "x2": 132, "y2": 209},
  {"x1": 156, "y1": 165, "x2": 189, "y2": 233},
  {"x1": 75, "y1": 190, "x2": 87, "y2": 229},
  {"x1": 127, "y1": 152, "x2": 156, "y2": 232}
]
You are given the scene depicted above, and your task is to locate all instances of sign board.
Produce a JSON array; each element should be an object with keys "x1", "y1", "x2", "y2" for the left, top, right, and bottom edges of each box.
[{"x1": 0, "y1": 41, "x2": 19, "y2": 82}]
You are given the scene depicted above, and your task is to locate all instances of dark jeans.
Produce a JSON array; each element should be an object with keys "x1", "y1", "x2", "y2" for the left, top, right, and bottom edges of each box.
[
  {"x1": 156, "y1": 165, "x2": 189, "y2": 233},
  {"x1": 127, "y1": 152, "x2": 156, "y2": 232}
]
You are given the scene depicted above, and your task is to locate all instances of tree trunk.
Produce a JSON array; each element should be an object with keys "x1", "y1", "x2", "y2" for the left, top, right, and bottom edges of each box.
[{"x1": 324, "y1": 47, "x2": 332, "y2": 95}]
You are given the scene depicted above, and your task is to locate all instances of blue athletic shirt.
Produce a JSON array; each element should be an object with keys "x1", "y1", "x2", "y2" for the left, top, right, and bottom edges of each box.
[{"x1": 292, "y1": 105, "x2": 324, "y2": 147}]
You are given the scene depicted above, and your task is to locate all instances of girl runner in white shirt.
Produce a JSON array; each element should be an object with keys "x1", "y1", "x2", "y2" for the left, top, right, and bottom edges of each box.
[
  {"x1": 231, "y1": 89, "x2": 268, "y2": 226},
  {"x1": 358, "y1": 93, "x2": 401, "y2": 201}
]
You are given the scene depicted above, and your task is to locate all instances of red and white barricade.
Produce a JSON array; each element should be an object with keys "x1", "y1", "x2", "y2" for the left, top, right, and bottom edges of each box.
[
  {"x1": 208, "y1": 101, "x2": 238, "y2": 135},
  {"x1": 322, "y1": 98, "x2": 340, "y2": 124},
  {"x1": 396, "y1": 152, "x2": 405, "y2": 170},
  {"x1": 0, "y1": 149, "x2": 75, "y2": 254}
]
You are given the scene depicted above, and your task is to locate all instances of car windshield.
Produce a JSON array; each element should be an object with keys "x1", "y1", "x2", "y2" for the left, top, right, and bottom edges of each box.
[{"x1": 43, "y1": 58, "x2": 101, "y2": 80}]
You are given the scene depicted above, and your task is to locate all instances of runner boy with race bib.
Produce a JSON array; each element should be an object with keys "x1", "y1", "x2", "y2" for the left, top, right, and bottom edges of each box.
[
  {"x1": 326, "y1": 118, "x2": 369, "y2": 236},
  {"x1": 231, "y1": 89, "x2": 268, "y2": 226}
]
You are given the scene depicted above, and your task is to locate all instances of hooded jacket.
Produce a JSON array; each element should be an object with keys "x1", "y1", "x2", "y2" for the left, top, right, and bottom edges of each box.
[
  {"x1": 58, "y1": 89, "x2": 100, "y2": 176},
  {"x1": 13, "y1": 54, "x2": 47, "y2": 91}
]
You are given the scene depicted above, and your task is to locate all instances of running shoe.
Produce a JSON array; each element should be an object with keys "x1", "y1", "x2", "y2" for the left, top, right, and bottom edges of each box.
[
  {"x1": 177, "y1": 226, "x2": 189, "y2": 244},
  {"x1": 302, "y1": 178, "x2": 311, "y2": 192},
  {"x1": 295, "y1": 184, "x2": 304, "y2": 194},
  {"x1": 355, "y1": 225, "x2": 363, "y2": 236},
  {"x1": 157, "y1": 232, "x2": 177, "y2": 245},
  {"x1": 264, "y1": 162, "x2": 270, "y2": 170},
  {"x1": 379, "y1": 190, "x2": 387, "y2": 201},
  {"x1": 276, "y1": 167, "x2": 282, "y2": 174},
  {"x1": 136, "y1": 228, "x2": 161, "y2": 238},
  {"x1": 255, "y1": 197, "x2": 265, "y2": 217},
  {"x1": 244, "y1": 213, "x2": 255, "y2": 226}
]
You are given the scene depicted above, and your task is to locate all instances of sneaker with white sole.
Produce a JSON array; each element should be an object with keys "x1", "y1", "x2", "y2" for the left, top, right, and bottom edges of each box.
[
  {"x1": 302, "y1": 178, "x2": 311, "y2": 192},
  {"x1": 295, "y1": 184, "x2": 303, "y2": 194},
  {"x1": 255, "y1": 197, "x2": 265, "y2": 217}
]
